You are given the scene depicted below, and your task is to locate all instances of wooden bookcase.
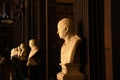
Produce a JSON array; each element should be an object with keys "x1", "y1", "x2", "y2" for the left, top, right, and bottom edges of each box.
[{"x1": 56, "y1": 0, "x2": 74, "y2": 21}]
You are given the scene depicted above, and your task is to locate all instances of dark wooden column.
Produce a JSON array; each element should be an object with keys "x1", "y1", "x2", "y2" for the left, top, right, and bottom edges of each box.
[
  {"x1": 89, "y1": 0, "x2": 105, "y2": 80},
  {"x1": 74, "y1": 0, "x2": 89, "y2": 80},
  {"x1": 104, "y1": 0, "x2": 113, "y2": 80}
]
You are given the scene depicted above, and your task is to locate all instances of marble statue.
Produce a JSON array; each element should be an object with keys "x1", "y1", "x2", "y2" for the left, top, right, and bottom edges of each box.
[
  {"x1": 10, "y1": 43, "x2": 27, "y2": 60},
  {"x1": 56, "y1": 18, "x2": 85, "y2": 80},
  {"x1": 27, "y1": 39, "x2": 39, "y2": 66},
  {"x1": 10, "y1": 43, "x2": 27, "y2": 79},
  {"x1": 10, "y1": 47, "x2": 19, "y2": 60},
  {"x1": 26, "y1": 39, "x2": 41, "y2": 80},
  {"x1": 18, "y1": 43, "x2": 27, "y2": 60},
  {"x1": 18, "y1": 43, "x2": 28, "y2": 79}
]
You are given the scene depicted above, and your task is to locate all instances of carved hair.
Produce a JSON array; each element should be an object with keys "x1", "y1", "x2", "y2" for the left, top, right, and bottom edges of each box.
[{"x1": 58, "y1": 18, "x2": 74, "y2": 34}]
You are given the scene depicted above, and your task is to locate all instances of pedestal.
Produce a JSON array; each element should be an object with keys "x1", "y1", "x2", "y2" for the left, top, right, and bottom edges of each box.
[{"x1": 57, "y1": 63, "x2": 85, "y2": 80}]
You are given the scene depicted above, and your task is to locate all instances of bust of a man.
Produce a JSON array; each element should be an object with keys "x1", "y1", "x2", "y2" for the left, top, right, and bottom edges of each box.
[
  {"x1": 57, "y1": 18, "x2": 81, "y2": 64},
  {"x1": 56, "y1": 18, "x2": 84, "y2": 80},
  {"x1": 26, "y1": 39, "x2": 42, "y2": 80},
  {"x1": 19, "y1": 43, "x2": 27, "y2": 60},
  {"x1": 27, "y1": 39, "x2": 39, "y2": 66}
]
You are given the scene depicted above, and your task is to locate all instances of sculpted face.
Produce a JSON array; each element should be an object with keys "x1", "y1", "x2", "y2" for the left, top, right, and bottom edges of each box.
[
  {"x1": 20, "y1": 43, "x2": 25, "y2": 49},
  {"x1": 29, "y1": 40, "x2": 32, "y2": 48},
  {"x1": 57, "y1": 20, "x2": 68, "y2": 39},
  {"x1": 29, "y1": 39, "x2": 37, "y2": 48},
  {"x1": 29, "y1": 39, "x2": 35, "y2": 48},
  {"x1": 57, "y1": 18, "x2": 74, "y2": 39}
]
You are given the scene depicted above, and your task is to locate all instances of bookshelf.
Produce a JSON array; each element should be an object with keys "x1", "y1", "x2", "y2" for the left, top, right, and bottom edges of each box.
[{"x1": 56, "y1": 0, "x2": 74, "y2": 21}]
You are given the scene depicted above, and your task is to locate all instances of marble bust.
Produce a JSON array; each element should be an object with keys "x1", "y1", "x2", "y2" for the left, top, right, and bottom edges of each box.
[
  {"x1": 10, "y1": 47, "x2": 18, "y2": 60},
  {"x1": 57, "y1": 18, "x2": 85, "y2": 80},
  {"x1": 18, "y1": 43, "x2": 27, "y2": 60},
  {"x1": 27, "y1": 39, "x2": 39, "y2": 66},
  {"x1": 26, "y1": 39, "x2": 41, "y2": 80}
]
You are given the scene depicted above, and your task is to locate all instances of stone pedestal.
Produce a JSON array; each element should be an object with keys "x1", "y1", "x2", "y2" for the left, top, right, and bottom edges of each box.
[{"x1": 57, "y1": 64, "x2": 85, "y2": 80}]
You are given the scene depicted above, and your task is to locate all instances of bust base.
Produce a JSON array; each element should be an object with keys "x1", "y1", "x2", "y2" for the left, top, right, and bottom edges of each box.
[{"x1": 57, "y1": 64, "x2": 85, "y2": 80}]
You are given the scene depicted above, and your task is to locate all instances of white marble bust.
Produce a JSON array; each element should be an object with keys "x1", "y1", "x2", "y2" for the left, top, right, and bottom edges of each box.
[
  {"x1": 57, "y1": 18, "x2": 84, "y2": 80},
  {"x1": 18, "y1": 43, "x2": 27, "y2": 60},
  {"x1": 27, "y1": 39, "x2": 39, "y2": 66},
  {"x1": 10, "y1": 47, "x2": 19, "y2": 60}
]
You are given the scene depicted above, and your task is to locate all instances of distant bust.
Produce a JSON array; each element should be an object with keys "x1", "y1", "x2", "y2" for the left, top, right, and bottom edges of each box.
[
  {"x1": 27, "y1": 39, "x2": 39, "y2": 66},
  {"x1": 27, "y1": 39, "x2": 42, "y2": 80},
  {"x1": 10, "y1": 47, "x2": 18, "y2": 60},
  {"x1": 19, "y1": 43, "x2": 27, "y2": 61},
  {"x1": 57, "y1": 18, "x2": 83, "y2": 80}
]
